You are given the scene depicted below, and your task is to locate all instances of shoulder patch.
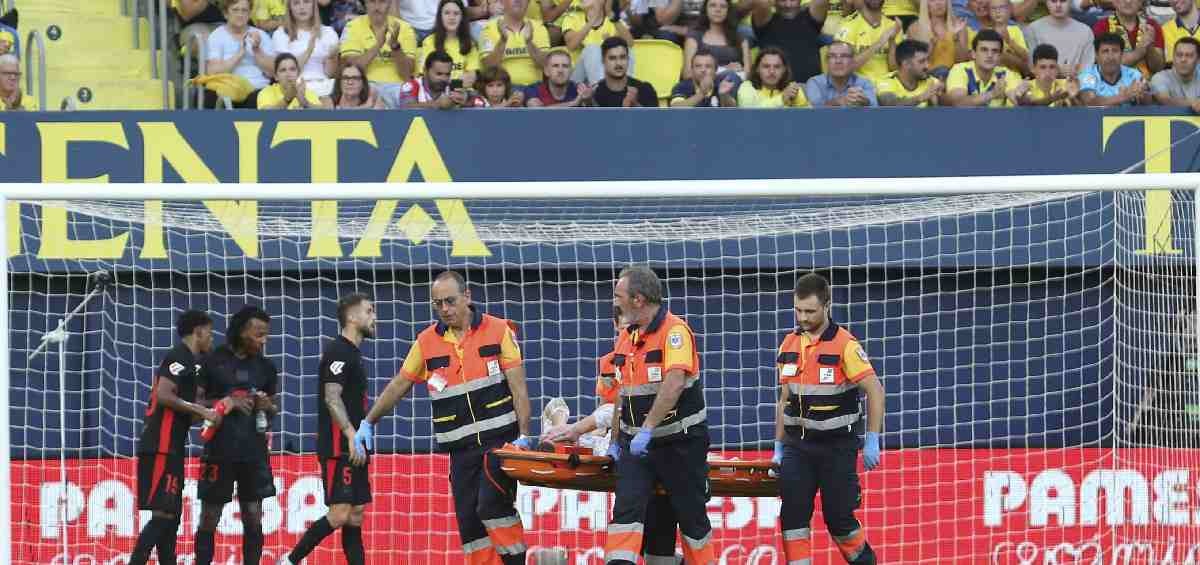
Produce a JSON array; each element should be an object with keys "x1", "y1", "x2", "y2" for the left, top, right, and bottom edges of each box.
[
  {"x1": 330, "y1": 361, "x2": 345, "y2": 375},
  {"x1": 856, "y1": 346, "x2": 869, "y2": 363},
  {"x1": 668, "y1": 330, "x2": 685, "y2": 349},
  {"x1": 168, "y1": 362, "x2": 185, "y2": 376}
]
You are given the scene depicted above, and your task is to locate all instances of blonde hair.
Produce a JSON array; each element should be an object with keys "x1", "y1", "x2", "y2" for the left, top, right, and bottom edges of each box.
[
  {"x1": 914, "y1": 0, "x2": 953, "y2": 43},
  {"x1": 284, "y1": 0, "x2": 322, "y2": 41}
]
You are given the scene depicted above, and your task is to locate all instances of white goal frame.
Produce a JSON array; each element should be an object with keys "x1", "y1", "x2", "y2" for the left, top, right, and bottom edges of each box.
[{"x1": 2, "y1": 171, "x2": 1199, "y2": 565}]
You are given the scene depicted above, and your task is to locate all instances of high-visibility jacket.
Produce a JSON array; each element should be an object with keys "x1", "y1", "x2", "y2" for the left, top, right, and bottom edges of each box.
[
  {"x1": 415, "y1": 309, "x2": 520, "y2": 451},
  {"x1": 613, "y1": 306, "x2": 706, "y2": 445},
  {"x1": 596, "y1": 351, "x2": 620, "y2": 405},
  {"x1": 777, "y1": 321, "x2": 874, "y2": 441}
]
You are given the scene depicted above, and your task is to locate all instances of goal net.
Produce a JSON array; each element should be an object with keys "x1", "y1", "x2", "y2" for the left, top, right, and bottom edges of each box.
[{"x1": 5, "y1": 185, "x2": 1199, "y2": 564}]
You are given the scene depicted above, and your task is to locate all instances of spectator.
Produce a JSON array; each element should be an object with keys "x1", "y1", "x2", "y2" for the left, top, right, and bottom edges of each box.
[
  {"x1": 475, "y1": 65, "x2": 528, "y2": 104},
  {"x1": 1151, "y1": 36, "x2": 1200, "y2": 110},
  {"x1": 1163, "y1": 0, "x2": 1200, "y2": 63},
  {"x1": 886, "y1": 0, "x2": 919, "y2": 33},
  {"x1": 968, "y1": 0, "x2": 1029, "y2": 75},
  {"x1": 0, "y1": 54, "x2": 34, "y2": 111},
  {"x1": 750, "y1": 0, "x2": 827, "y2": 83},
  {"x1": 258, "y1": 52, "x2": 330, "y2": 107},
  {"x1": 396, "y1": 49, "x2": 473, "y2": 106},
  {"x1": 1091, "y1": 0, "x2": 1164, "y2": 78},
  {"x1": 254, "y1": 0, "x2": 288, "y2": 32},
  {"x1": 1023, "y1": 0, "x2": 1095, "y2": 76},
  {"x1": 272, "y1": 0, "x2": 341, "y2": 97},
  {"x1": 805, "y1": 41, "x2": 879, "y2": 106},
  {"x1": 340, "y1": 0, "x2": 419, "y2": 107},
  {"x1": 671, "y1": 49, "x2": 738, "y2": 106},
  {"x1": 395, "y1": 0, "x2": 442, "y2": 41},
  {"x1": 419, "y1": 0, "x2": 482, "y2": 88},
  {"x1": 628, "y1": 0, "x2": 690, "y2": 44},
  {"x1": 0, "y1": 24, "x2": 18, "y2": 57},
  {"x1": 174, "y1": 0, "x2": 227, "y2": 48},
  {"x1": 327, "y1": 62, "x2": 387, "y2": 107},
  {"x1": 943, "y1": 28, "x2": 1016, "y2": 106},
  {"x1": 878, "y1": 39, "x2": 943, "y2": 105},
  {"x1": 907, "y1": 0, "x2": 968, "y2": 78},
  {"x1": 563, "y1": 0, "x2": 635, "y2": 84},
  {"x1": 525, "y1": 50, "x2": 596, "y2": 106},
  {"x1": 592, "y1": 36, "x2": 660, "y2": 106},
  {"x1": 682, "y1": 0, "x2": 750, "y2": 86},
  {"x1": 328, "y1": 0, "x2": 367, "y2": 34},
  {"x1": 1078, "y1": 32, "x2": 1149, "y2": 106},
  {"x1": 205, "y1": 0, "x2": 277, "y2": 109},
  {"x1": 834, "y1": 0, "x2": 902, "y2": 84},
  {"x1": 736, "y1": 47, "x2": 809, "y2": 106},
  {"x1": 480, "y1": 0, "x2": 552, "y2": 69},
  {"x1": 1012, "y1": 43, "x2": 1079, "y2": 105}
]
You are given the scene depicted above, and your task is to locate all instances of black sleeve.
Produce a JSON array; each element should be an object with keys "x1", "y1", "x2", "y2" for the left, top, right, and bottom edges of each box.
[
  {"x1": 158, "y1": 351, "x2": 189, "y2": 386},
  {"x1": 263, "y1": 358, "x2": 281, "y2": 396},
  {"x1": 639, "y1": 82, "x2": 659, "y2": 107},
  {"x1": 194, "y1": 354, "x2": 213, "y2": 396},
  {"x1": 319, "y1": 349, "x2": 351, "y2": 387}
]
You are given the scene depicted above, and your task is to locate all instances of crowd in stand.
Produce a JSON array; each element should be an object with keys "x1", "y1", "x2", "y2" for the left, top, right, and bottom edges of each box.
[{"x1": 2, "y1": 0, "x2": 1200, "y2": 109}]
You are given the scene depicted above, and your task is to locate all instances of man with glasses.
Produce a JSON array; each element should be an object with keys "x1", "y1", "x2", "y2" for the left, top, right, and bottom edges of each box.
[
  {"x1": 805, "y1": 41, "x2": 879, "y2": 107},
  {"x1": 0, "y1": 54, "x2": 33, "y2": 110},
  {"x1": 355, "y1": 271, "x2": 534, "y2": 565},
  {"x1": 1024, "y1": 0, "x2": 1096, "y2": 76}
]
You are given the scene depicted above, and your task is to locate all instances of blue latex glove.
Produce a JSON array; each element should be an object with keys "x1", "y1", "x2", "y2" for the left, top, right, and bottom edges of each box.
[
  {"x1": 630, "y1": 429, "x2": 653, "y2": 457},
  {"x1": 513, "y1": 435, "x2": 538, "y2": 450},
  {"x1": 772, "y1": 440, "x2": 784, "y2": 467},
  {"x1": 606, "y1": 441, "x2": 621, "y2": 463},
  {"x1": 863, "y1": 432, "x2": 881, "y2": 471},
  {"x1": 354, "y1": 420, "x2": 374, "y2": 454}
]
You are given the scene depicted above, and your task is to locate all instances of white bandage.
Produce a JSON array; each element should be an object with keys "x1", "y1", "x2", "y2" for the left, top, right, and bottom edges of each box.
[{"x1": 592, "y1": 403, "x2": 615, "y2": 430}]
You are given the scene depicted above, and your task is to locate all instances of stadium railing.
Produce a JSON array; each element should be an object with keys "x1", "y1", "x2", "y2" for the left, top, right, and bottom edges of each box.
[
  {"x1": 181, "y1": 29, "x2": 207, "y2": 110},
  {"x1": 23, "y1": 29, "x2": 45, "y2": 112}
]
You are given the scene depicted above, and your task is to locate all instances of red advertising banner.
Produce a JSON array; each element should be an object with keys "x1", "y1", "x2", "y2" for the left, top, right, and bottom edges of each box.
[{"x1": 10, "y1": 449, "x2": 1200, "y2": 564}]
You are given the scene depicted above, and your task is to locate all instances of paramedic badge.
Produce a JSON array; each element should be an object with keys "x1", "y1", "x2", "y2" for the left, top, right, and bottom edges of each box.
[
  {"x1": 487, "y1": 359, "x2": 502, "y2": 376},
  {"x1": 668, "y1": 332, "x2": 684, "y2": 349},
  {"x1": 819, "y1": 367, "x2": 836, "y2": 383},
  {"x1": 857, "y1": 347, "x2": 869, "y2": 363}
]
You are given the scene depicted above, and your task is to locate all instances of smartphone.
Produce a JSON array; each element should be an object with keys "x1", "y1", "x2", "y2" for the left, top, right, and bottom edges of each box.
[{"x1": 450, "y1": 78, "x2": 464, "y2": 90}]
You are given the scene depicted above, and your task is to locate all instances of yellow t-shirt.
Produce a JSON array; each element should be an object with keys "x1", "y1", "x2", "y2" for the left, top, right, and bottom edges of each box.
[
  {"x1": 883, "y1": 0, "x2": 918, "y2": 19},
  {"x1": 875, "y1": 71, "x2": 935, "y2": 106},
  {"x1": 418, "y1": 35, "x2": 482, "y2": 78},
  {"x1": 399, "y1": 326, "x2": 523, "y2": 382},
  {"x1": 561, "y1": 12, "x2": 619, "y2": 60},
  {"x1": 1163, "y1": 17, "x2": 1200, "y2": 61},
  {"x1": 479, "y1": 18, "x2": 552, "y2": 60},
  {"x1": 834, "y1": 13, "x2": 903, "y2": 83},
  {"x1": 256, "y1": 82, "x2": 323, "y2": 109},
  {"x1": 339, "y1": 15, "x2": 419, "y2": 84},
  {"x1": 0, "y1": 94, "x2": 37, "y2": 111},
  {"x1": 252, "y1": 0, "x2": 287, "y2": 24},
  {"x1": 946, "y1": 61, "x2": 1016, "y2": 107},
  {"x1": 1026, "y1": 78, "x2": 1068, "y2": 106},
  {"x1": 550, "y1": 0, "x2": 584, "y2": 27},
  {"x1": 967, "y1": 24, "x2": 1027, "y2": 53},
  {"x1": 735, "y1": 81, "x2": 810, "y2": 107}
]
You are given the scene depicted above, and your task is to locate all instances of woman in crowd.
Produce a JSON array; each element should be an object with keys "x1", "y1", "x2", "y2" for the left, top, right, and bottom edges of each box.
[
  {"x1": 419, "y1": 0, "x2": 482, "y2": 88},
  {"x1": 474, "y1": 66, "x2": 525, "y2": 106},
  {"x1": 205, "y1": 0, "x2": 277, "y2": 108},
  {"x1": 271, "y1": 0, "x2": 342, "y2": 97},
  {"x1": 258, "y1": 52, "x2": 329, "y2": 108},
  {"x1": 328, "y1": 62, "x2": 386, "y2": 108},
  {"x1": 906, "y1": 0, "x2": 968, "y2": 78},
  {"x1": 682, "y1": 0, "x2": 750, "y2": 88}
]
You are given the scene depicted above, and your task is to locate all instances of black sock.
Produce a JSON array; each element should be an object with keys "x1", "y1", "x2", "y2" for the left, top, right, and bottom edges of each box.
[
  {"x1": 128, "y1": 517, "x2": 172, "y2": 565},
  {"x1": 243, "y1": 525, "x2": 264, "y2": 565},
  {"x1": 155, "y1": 519, "x2": 180, "y2": 565},
  {"x1": 288, "y1": 517, "x2": 335, "y2": 562},
  {"x1": 342, "y1": 525, "x2": 365, "y2": 565},
  {"x1": 194, "y1": 529, "x2": 216, "y2": 565}
]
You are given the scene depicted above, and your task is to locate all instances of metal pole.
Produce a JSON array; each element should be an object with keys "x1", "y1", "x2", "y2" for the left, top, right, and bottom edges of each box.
[
  {"x1": 147, "y1": 0, "x2": 158, "y2": 80},
  {"x1": 24, "y1": 30, "x2": 46, "y2": 112},
  {"x1": 132, "y1": 0, "x2": 140, "y2": 50},
  {"x1": 158, "y1": 0, "x2": 170, "y2": 107},
  {"x1": 0, "y1": 195, "x2": 13, "y2": 565},
  {"x1": 56, "y1": 320, "x2": 68, "y2": 563}
]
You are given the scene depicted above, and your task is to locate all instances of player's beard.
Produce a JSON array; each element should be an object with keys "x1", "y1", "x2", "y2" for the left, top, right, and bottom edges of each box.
[{"x1": 361, "y1": 322, "x2": 376, "y2": 338}]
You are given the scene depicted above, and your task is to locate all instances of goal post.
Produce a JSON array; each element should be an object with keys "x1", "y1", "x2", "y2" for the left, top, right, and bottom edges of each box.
[{"x1": 3, "y1": 174, "x2": 1200, "y2": 564}]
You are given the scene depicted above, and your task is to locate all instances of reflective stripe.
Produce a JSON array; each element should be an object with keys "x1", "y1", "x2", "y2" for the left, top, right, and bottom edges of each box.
[
  {"x1": 833, "y1": 529, "x2": 862, "y2": 544},
  {"x1": 606, "y1": 550, "x2": 641, "y2": 563},
  {"x1": 799, "y1": 411, "x2": 860, "y2": 431},
  {"x1": 782, "y1": 415, "x2": 804, "y2": 426},
  {"x1": 623, "y1": 376, "x2": 699, "y2": 397},
  {"x1": 620, "y1": 408, "x2": 707, "y2": 438},
  {"x1": 430, "y1": 372, "x2": 504, "y2": 401},
  {"x1": 462, "y1": 537, "x2": 493, "y2": 553},
  {"x1": 644, "y1": 555, "x2": 679, "y2": 565},
  {"x1": 482, "y1": 515, "x2": 521, "y2": 530},
  {"x1": 788, "y1": 382, "x2": 857, "y2": 396},
  {"x1": 607, "y1": 522, "x2": 645, "y2": 534},
  {"x1": 682, "y1": 531, "x2": 712, "y2": 549},
  {"x1": 435, "y1": 411, "x2": 518, "y2": 444},
  {"x1": 843, "y1": 545, "x2": 865, "y2": 560},
  {"x1": 782, "y1": 528, "x2": 812, "y2": 541},
  {"x1": 787, "y1": 560, "x2": 812, "y2": 565},
  {"x1": 495, "y1": 542, "x2": 527, "y2": 555},
  {"x1": 834, "y1": 528, "x2": 866, "y2": 560}
]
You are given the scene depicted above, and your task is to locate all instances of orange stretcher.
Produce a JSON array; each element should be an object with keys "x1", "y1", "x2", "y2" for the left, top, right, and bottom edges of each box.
[{"x1": 495, "y1": 445, "x2": 779, "y2": 497}]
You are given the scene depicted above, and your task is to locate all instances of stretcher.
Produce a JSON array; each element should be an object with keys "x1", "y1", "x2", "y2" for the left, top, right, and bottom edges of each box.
[{"x1": 494, "y1": 445, "x2": 779, "y2": 497}]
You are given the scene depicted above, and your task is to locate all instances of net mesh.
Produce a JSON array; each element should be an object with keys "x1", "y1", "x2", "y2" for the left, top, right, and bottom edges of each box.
[{"x1": 7, "y1": 189, "x2": 1199, "y2": 564}]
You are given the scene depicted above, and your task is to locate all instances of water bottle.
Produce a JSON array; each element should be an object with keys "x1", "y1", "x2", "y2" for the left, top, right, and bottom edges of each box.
[{"x1": 256, "y1": 409, "x2": 268, "y2": 433}]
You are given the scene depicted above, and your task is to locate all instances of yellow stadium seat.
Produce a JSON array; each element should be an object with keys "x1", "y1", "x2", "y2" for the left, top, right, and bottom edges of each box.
[
  {"x1": 502, "y1": 56, "x2": 543, "y2": 87},
  {"x1": 631, "y1": 39, "x2": 683, "y2": 102}
]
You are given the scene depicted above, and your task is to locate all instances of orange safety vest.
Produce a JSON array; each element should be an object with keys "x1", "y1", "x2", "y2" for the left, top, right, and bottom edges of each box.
[
  {"x1": 416, "y1": 308, "x2": 519, "y2": 451},
  {"x1": 612, "y1": 306, "x2": 706, "y2": 444},
  {"x1": 596, "y1": 351, "x2": 620, "y2": 405},
  {"x1": 777, "y1": 321, "x2": 864, "y2": 441}
]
